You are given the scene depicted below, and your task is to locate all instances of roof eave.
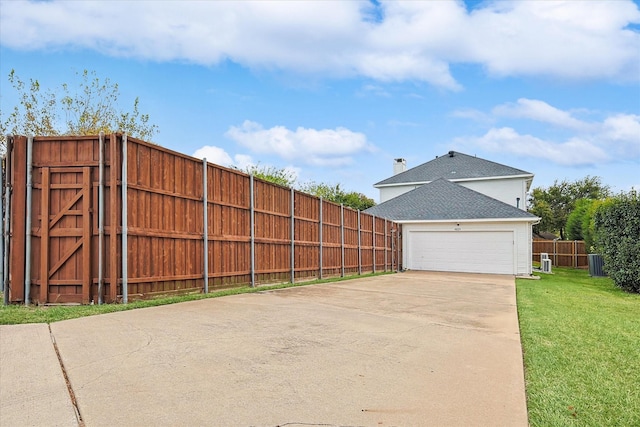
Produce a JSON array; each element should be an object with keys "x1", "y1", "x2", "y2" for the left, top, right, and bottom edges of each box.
[
  {"x1": 394, "y1": 217, "x2": 540, "y2": 224},
  {"x1": 374, "y1": 173, "x2": 535, "y2": 188}
]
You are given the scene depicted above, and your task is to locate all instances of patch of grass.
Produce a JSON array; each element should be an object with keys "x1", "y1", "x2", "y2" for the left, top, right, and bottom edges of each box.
[
  {"x1": 516, "y1": 267, "x2": 640, "y2": 426},
  {"x1": 0, "y1": 272, "x2": 392, "y2": 325}
]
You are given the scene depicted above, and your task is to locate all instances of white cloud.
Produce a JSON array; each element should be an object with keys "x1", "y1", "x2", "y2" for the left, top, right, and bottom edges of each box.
[
  {"x1": 455, "y1": 100, "x2": 640, "y2": 166},
  {"x1": 193, "y1": 145, "x2": 232, "y2": 166},
  {"x1": 233, "y1": 154, "x2": 255, "y2": 170},
  {"x1": 464, "y1": 1, "x2": 640, "y2": 81},
  {"x1": 192, "y1": 145, "x2": 253, "y2": 169},
  {"x1": 192, "y1": 145, "x2": 301, "y2": 182},
  {"x1": 492, "y1": 98, "x2": 591, "y2": 131},
  {"x1": 1, "y1": 1, "x2": 638, "y2": 88},
  {"x1": 601, "y1": 114, "x2": 640, "y2": 157},
  {"x1": 460, "y1": 127, "x2": 609, "y2": 166},
  {"x1": 225, "y1": 120, "x2": 373, "y2": 167}
]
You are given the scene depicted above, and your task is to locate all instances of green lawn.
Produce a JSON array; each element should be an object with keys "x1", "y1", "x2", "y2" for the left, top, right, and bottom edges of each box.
[
  {"x1": 517, "y1": 268, "x2": 640, "y2": 426},
  {"x1": 0, "y1": 272, "x2": 389, "y2": 325}
]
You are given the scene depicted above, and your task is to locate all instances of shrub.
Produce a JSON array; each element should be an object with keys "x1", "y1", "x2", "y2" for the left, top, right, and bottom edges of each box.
[{"x1": 593, "y1": 190, "x2": 640, "y2": 293}]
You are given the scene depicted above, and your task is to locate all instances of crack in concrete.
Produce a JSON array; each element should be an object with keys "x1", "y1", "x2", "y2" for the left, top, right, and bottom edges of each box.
[{"x1": 48, "y1": 324, "x2": 85, "y2": 427}]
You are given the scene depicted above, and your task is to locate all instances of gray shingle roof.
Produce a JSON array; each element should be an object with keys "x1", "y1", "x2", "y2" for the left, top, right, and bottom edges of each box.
[
  {"x1": 375, "y1": 151, "x2": 533, "y2": 186},
  {"x1": 365, "y1": 178, "x2": 538, "y2": 221}
]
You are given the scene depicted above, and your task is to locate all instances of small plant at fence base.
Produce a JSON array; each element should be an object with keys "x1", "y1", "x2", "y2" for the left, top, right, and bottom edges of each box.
[{"x1": 594, "y1": 189, "x2": 640, "y2": 293}]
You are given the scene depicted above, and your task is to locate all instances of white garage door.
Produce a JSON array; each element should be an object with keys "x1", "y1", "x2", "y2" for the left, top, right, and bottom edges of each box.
[{"x1": 407, "y1": 231, "x2": 514, "y2": 275}]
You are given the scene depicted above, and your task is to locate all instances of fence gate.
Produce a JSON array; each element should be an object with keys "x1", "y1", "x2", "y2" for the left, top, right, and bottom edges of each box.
[{"x1": 39, "y1": 166, "x2": 93, "y2": 304}]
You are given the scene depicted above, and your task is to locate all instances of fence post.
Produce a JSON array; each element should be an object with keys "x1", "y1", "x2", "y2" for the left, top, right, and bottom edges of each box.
[
  {"x1": 108, "y1": 134, "x2": 118, "y2": 303},
  {"x1": 391, "y1": 227, "x2": 395, "y2": 272},
  {"x1": 250, "y1": 174, "x2": 255, "y2": 288},
  {"x1": 98, "y1": 132, "x2": 105, "y2": 304},
  {"x1": 290, "y1": 188, "x2": 295, "y2": 283},
  {"x1": 24, "y1": 136, "x2": 33, "y2": 306},
  {"x1": 319, "y1": 197, "x2": 323, "y2": 280},
  {"x1": 574, "y1": 240, "x2": 577, "y2": 268},
  {"x1": 553, "y1": 239, "x2": 557, "y2": 267},
  {"x1": 340, "y1": 204, "x2": 345, "y2": 278},
  {"x1": 0, "y1": 156, "x2": 4, "y2": 299},
  {"x1": 121, "y1": 134, "x2": 128, "y2": 304},
  {"x1": 202, "y1": 158, "x2": 208, "y2": 294},
  {"x1": 2, "y1": 141, "x2": 10, "y2": 305},
  {"x1": 357, "y1": 211, "x2": 362, "y2": 275},
  {"x1": 384, "y1": 219, "x2": 387, "y2": 272},
  {"x1": 372, "y1": 215, "x2": 376, "y2": 273}
]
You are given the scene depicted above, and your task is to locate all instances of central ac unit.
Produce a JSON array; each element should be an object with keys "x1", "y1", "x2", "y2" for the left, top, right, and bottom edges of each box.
[
  {"x1": 540, "y1": 252, "x2": 549, "y2": 264},
  {"x1": 542, "y1": 258, "x2": 552, "y2": 273}
]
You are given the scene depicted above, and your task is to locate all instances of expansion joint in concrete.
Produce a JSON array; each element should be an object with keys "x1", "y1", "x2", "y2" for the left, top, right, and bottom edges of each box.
[{"x1": 48, "y1": 324, "x2": 85, "y2": 427}]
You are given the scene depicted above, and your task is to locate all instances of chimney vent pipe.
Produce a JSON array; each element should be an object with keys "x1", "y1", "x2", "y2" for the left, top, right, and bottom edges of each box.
[{"x1": 393, "y1": 158, "x2": 407, "y2": 175}]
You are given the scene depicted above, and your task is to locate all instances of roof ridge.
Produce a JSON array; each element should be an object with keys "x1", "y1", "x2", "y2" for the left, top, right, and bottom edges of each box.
[{"x1": 374, "y1": 151, "x2": 533, "y2": 187}]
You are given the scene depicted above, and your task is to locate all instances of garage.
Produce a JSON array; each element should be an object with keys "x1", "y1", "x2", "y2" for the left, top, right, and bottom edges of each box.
[
  {"x1": 406, "y1": 230, "x2": 515, "y2": 275},
  {"x1": 365, "y1": 179, "x2": 539, "y2": 276}
]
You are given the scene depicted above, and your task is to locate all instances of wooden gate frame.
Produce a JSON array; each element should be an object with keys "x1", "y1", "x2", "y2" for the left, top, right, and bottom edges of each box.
[{"x1": 39, "y1": 167, "x2": 92, "y2": 304}]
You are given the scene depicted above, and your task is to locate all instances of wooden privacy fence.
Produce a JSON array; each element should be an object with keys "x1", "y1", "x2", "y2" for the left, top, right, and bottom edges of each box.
[
  {"x1": 1, "y1": 134, "x2": 402, "y2": 305},
  {"x1": 532, "y1": 239, "x2": 588, "y2": 268}
]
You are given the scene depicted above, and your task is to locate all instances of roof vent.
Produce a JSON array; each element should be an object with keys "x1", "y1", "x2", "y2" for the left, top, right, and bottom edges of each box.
[{"x1": 448, "y1": 151, "x2": 455, "y2": 157}]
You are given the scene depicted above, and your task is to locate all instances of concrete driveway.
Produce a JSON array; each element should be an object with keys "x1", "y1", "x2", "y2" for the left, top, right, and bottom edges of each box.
[{"x1": 1, "y1": 271, "x2": 528, "y2": 426}]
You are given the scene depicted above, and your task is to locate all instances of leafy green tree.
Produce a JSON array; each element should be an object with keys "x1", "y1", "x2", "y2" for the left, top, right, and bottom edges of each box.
[
  {"x1": 566, "y1": 198, "x2": 593, "y2": 241},
  {"x1": 593, "y1": 189, "x2": 640, "y2": 293},
  {"x1": 529, "y1": 199, "x2": 553, "y2": 236},
  {"x1": 243, "y1": 163, "x2": 297, "y2": 188},
  {"x1": 1, "y1": 69, "x2": 158, "y2": 153},
  {"x1": 241, "y1": 164, "x2": 376, "y2": 211},
  {"x1": 581, "y1": 199, "x2": 604, "y2": 252},
  {"x1": 299, "y1": 182, "x2": 376, "y2": 211},
  {"x1": 528, "y1": 176, "x2": 610, "y2": 239},
  {"x1": 565, "y1": 198, "x2": 605, "y2": 251}
]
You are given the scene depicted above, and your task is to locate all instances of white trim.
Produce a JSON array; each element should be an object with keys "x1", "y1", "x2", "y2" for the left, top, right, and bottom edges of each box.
[
  {"x1": 395, "y1": 217, "x2": 540, "y2": 224},
  {"x1": 374, "y1": 173, "x2": 534, "y2": 188}
]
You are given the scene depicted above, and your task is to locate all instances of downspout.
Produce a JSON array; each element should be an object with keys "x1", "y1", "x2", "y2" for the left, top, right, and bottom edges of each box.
[
  {"x1": 121, "y1": 134, "x2": 128, "y2": 303},
  {"x1": 202, "y1": 158, "x2": 208, "y2": 294},
  {"x1": 530, "y1": 218, "x2": 541, "y2": 275},
  {"x1": 98, "y1": 132, "x2": 105, "y2": 304},
  {"x1": 24, "y1": 136, "x2": 33, "y2": 305}
]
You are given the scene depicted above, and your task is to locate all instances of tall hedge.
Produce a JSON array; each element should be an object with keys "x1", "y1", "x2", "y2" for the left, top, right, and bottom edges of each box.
[{"x1": 594, "y1": 190, "x2": 640, "y2": 293}]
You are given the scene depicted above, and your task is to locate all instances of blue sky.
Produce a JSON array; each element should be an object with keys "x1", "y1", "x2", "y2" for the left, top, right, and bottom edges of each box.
[{"x1": 1, "y1": 0, "x2": 639, "y2": 201}]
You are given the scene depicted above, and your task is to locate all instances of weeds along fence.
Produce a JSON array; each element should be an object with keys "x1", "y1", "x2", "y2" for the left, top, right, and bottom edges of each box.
[
  {"x1": 532, "y1": 239, "x2": 588, "y2": 268},
  {"x1": 1, "y1": 134, "x2": 402, "y2": 305}
]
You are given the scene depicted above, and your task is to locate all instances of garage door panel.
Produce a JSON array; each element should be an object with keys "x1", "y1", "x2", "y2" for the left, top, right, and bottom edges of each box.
[{"x1": 408, "y1": 231, "x2": 514, "y2": 275}]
